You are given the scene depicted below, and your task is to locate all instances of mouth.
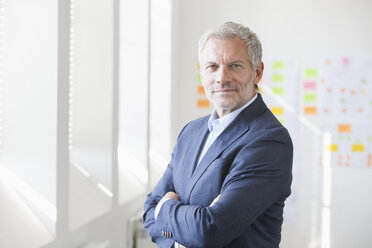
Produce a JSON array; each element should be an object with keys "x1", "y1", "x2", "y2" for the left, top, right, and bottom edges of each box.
[{"x1": 213, "y1": 89, "x2": 237, "y2": 93}]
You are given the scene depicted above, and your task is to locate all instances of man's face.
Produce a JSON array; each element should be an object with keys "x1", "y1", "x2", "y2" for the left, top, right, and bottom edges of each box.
[{"x1": 199, "y1": 36, "x2": 263, "y2": 117}]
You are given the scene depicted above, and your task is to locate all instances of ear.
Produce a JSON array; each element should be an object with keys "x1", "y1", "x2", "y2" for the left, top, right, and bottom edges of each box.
[{"x1": 254, "y1": 61, "x2": 264, "y2": 86}]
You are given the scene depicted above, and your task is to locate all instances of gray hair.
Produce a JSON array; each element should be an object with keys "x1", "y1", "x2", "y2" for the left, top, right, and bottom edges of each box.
[{"x1": 198, "y1": 22, "x2": 262, "y2": 69}]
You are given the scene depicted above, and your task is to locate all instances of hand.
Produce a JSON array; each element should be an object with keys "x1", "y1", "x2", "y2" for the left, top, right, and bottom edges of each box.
[
  {"x1": 209, "y1": 194, "x2": 221, "y2": 207},
  {"x1": 162, "y1": 191, "x2": 180, "y2": 201}
]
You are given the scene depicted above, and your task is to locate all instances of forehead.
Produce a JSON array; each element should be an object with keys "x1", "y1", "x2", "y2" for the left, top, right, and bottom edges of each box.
[{"x1": 200, "y1": 36, "x2": 249, "y2": 63}]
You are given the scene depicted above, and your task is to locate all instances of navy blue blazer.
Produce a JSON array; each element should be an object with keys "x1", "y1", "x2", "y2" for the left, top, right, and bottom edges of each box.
[{"x1": 143, "y1": 94, "x2": 293, "y2": 248}]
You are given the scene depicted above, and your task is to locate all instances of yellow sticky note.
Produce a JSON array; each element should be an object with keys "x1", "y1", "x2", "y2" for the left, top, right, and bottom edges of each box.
[
  {"x1": 271, "y1": 107, "x2": 284, "y2": 115},
  {"x1": 338, "y1": 124, "x2": 351, "y2": 133},
  {"x1": 272, "y1": 87, "x2": 285, "y2": 95},
  {"x1": 272, "y1": 74, "x2": 285, "y2": 82},
  {"x1": 305, "y1": 69, "x2": 318, "y2": 78},
  {"x1": 352, "y1": 144, "x2": 365, "y2": 152},
  {"x1": 272, "y1": 61, "x2": 286, "y2": 69},
  {"x1": 325, "y1": 144, "x2": 338, "y2": 152}
]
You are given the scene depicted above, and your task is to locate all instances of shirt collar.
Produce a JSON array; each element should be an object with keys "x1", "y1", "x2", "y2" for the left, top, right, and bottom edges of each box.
[{"x1": 208, "y1": 93, "x2": 258, "y2": 132}]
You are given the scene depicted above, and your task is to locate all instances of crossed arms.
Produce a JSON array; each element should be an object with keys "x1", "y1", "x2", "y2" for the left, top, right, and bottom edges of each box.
[{"x1": 143, "y1": 129, "x2": 293, "y2": 248}]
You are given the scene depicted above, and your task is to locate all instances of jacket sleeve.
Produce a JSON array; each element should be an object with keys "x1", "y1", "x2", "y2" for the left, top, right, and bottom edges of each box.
[
  {"x1": 143, "y1": 161, "x2": 176, "y2": 248},
  {"x1": 143, "y1": 123, "x2": 191, "y2": 248},
  {"x1": 153, "y1": 128, "x2": 293, "y2": 248}
]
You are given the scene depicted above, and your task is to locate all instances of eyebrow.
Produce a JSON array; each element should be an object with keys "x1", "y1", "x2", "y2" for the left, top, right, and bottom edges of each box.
[
  {"x1": 203, "y1": 59, "x2": 246, "y2": 65},
  {"x1": 229, "y1": 60, "x2": 246, "y2": 65}
]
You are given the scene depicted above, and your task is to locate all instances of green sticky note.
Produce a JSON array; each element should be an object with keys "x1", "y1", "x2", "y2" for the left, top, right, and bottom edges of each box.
[
  {"x1": 346, "y1": 136, "x2": 351, "y2": 141},
  {"x1": 304, "y1": 93, "x2": 317, "y2": 102},
  {"x1": 272, "y1": 87, "x2": 285, "y2": 95},
  {"x1": 305, "y1": 68, "x2": 318, "y2": 78},
  {"x1": 356, "y1": 138, "x2": 360, "y2": 143},
  {"x1": 272, "y1": 74, "x2": 285, "y2": 82},
  {"x1": 361, "y1": 78, "x2": 367, "y2": 84},
  {"x1": 341, "y1": 98, "x2": 346, "y2": 104},
  {"x1": 278, "y1": 118, "x2": 285, "y2": 125},
  {"x1": 272, "y1": 61, "x2": 286, "y2": 69},
  {"x1": 367, "y1": 136, "x2": 372, "y2": 142},
  {"x1": 338, "y1": 135, "x2": 343, "y2": 140},
  {"x1": 370, "y1": 100, "x2": 372, "y2": 105},
  {"x1": 197, "y1": 73, "x2": 201, "y2": 83}
]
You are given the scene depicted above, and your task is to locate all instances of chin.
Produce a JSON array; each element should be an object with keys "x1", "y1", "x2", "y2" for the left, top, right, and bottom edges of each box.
[{"x1": 215, "y1": 103, "x2": 237, "y2": 111}]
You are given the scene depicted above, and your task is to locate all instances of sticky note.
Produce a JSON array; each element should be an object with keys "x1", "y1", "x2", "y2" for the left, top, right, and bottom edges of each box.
[
  {"x1": 338, "y1": 124, "x2": 351, "y2": 133},
  {"x1": 197, "y1": 85, "x2": 205, "y2": 95},
  {"x1": 197, "y1": 99, "x2": 210, "y2": 108},
  {"x1": 272, "y1": 74, "x2": 285, "y2": 82},
  {"x1": 325, "y1": 144, "x2": 338, "y2": 152},
  {"x1": 342, "y1": 57, "x2": 350, "y2": 65},
  {"x1": 352, "y1": 144, "x2": 364, "y2": 152},
  {"x1": 271, "y1": 107, "x2": 284, "y2": 115},
  {"x1": 272, "y1": 61, "x2": 286, "y2": 69},
  {"x1": 361, "y1": 78, "x2": 367, "y2": 84},
  {"x1": 305, "y1": 69, "x2": 318, "y2": 78},
  {"x1": 304, "y1": 81, "x2": 317, "y2": 90},
  {"x1": 272, "y1": 87, "x2": 285, "y2": 95},
  {"x1": 197, "y1": 73, "x2": 202, "y2": 83},
  {"x1": 368, "y1": 154, "x2": 371, "y2": 167},
  {"x1": 304, "y1": 93, "x2": 317, "y2": 102},
  {"x1": 304, "y1": 106, "x2": 317, "y2": 115}
]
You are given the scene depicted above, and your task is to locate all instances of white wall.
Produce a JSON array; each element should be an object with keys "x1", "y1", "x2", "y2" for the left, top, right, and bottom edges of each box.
[
  {"x1": 1, "y1": 0, "x2": 58, "y2": 215},
  {"x1": 69, "y1": 0, "x2": 115, "y2": 192},
  {"x1": 169, "y1": 1, "x2": 372, "y2": 247}
]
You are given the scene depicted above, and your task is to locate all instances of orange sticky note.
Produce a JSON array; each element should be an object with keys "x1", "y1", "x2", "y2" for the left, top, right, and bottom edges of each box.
[
  {"x1": 338, "y1": 124, "x2": 351, "y2": 133},
  {"x1": 304, "y1": 106, "x2": 317, "y2": 115},
  {"x1": 197, "y1": 99, "x2": 210, "y2": 108},
  {"x1": 197, "y1": 85, "x2": 205, "y2": 95}
]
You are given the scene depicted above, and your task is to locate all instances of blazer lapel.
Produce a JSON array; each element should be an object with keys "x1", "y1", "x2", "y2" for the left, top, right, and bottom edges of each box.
[
  {"x1": 181, "y1": 119, "x2": 210, "y2": 181},
  {"x1": 184, "y1": 117, "x2": 250, "y2": 202}
]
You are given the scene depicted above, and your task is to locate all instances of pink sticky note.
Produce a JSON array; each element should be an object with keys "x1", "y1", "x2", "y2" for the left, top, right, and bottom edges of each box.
[
  {"x1": 342, "y1": 57, "x2": 350, "y2": 65},
  {"x1": 304, "y1": 81, "x2": 317, "y2": 90}
]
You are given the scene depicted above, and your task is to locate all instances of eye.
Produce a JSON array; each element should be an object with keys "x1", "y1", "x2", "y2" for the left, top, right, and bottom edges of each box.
[
  {"x1": 206, "y1": 64, "x2": 217, "y2": 70},
  {"x1": 231, "y1": 63, "x2": 242, "y2": 68}
]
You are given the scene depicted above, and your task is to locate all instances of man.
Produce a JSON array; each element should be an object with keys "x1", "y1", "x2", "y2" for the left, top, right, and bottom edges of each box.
[{"x1": 143, "y1": 22, "x2": 293, "y2": 248}]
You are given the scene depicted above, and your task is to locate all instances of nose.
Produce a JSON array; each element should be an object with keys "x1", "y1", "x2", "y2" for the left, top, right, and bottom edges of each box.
[{"x1": 216, "y1": 66, "x2": 231, "y2": 84}]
